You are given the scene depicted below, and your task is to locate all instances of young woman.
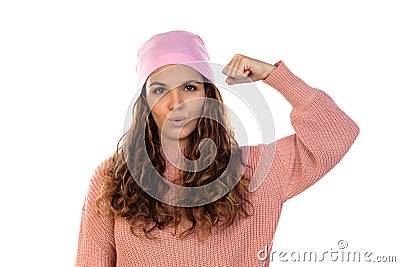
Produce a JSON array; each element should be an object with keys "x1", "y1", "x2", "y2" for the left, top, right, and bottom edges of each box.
[{"x1": 75, "y1": 30, "x2": 359, "y2": 266}]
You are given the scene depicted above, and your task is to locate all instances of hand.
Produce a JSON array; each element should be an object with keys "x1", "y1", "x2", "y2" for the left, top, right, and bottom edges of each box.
[{"x1": 222, "y1": 54, "x2": 276, "y2": 85}]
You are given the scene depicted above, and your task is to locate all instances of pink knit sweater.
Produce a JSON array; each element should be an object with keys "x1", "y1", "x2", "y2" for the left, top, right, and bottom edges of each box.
[{"x1": 75, "y1": 62, "x2": 359, "y2": 267}]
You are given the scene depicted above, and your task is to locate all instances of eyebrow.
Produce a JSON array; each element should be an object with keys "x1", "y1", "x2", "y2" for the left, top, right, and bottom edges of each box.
[
  {"x1": 148, "y1": 80, "x2": 202, "y2": 88},
  {"x1": 148, "y1": 81, "x2": 166, "y2": 88}
]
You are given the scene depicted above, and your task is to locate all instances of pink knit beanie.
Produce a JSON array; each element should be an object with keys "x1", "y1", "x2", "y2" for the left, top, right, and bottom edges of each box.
[{"x1": 136, "y1": 30, "x2": 214, "y2": 88}]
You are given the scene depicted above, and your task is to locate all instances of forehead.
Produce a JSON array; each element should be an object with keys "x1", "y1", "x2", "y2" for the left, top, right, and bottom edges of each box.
[{"x1": 146, "y1": 64, "x2": 203, "y2": 87}]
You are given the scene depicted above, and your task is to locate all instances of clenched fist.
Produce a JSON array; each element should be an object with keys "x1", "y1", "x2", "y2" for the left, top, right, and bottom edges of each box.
[{"x1": 222, "y1": 54, "x2": 276, "y2": 85}]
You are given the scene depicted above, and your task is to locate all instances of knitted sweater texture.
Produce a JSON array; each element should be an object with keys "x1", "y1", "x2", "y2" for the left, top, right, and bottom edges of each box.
[{"x1": 75, "y1": 62, "x2": 360, "y2": 266}]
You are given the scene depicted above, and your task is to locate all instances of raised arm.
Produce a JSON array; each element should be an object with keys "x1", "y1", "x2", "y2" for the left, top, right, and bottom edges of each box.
[
  {"x1": 223, "y1": 55, "x2": 360, "y2": 201},
  {"x1": 265, "y1": 61, "x2": 359, "y2": 200}
]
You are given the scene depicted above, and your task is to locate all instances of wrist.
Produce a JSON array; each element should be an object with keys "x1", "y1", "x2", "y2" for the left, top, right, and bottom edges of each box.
[
  {"x1": 261, "y1": 63, "x2": 277, "y2": 80},
  {"x1": 262, "y1": 61, "x2": 317, "y2": 107}
]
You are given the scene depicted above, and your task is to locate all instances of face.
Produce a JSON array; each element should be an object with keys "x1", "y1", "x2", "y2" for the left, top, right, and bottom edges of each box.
[{"x1": 146, "y1": 64, "x2": 206, "y2": 146}]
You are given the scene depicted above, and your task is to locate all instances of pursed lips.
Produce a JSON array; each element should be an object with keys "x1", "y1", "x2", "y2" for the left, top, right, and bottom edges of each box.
[
  {"x1": 168, "y1": 116, "x2": 187, "y2": 121},
  {"x1": 168, "y1": 116, "x2": 187, "y2": 127}
]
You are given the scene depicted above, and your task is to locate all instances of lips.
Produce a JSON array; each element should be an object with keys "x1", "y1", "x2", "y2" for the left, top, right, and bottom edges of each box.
[{"x1": 168, "y1": 116, "x2": 187, "y2": 127}]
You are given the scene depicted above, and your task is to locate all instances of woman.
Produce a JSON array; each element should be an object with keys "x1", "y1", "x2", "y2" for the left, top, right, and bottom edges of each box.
[{"x1": 75, "y1": 30, "x2": 359, "y2": 266}]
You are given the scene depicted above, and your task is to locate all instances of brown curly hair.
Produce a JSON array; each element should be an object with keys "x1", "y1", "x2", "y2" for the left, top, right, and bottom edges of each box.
[{"x1": 97, "y1": 79, "x2": 253, "y2": 240}]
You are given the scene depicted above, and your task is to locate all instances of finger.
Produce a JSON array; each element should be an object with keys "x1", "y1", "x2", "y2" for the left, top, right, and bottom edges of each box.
[
  {"x1": 223, "y1": 65, "x2": 247, "y2": 80},
  {"x1": 234, "y1": 56, "x2": 252, "y2": 79},
  {"x1": 222, "y1": 64, "x2": 230, "y2": 76},
  {"x1": 222, "y1": 65, "x2": 236, "y2": 78},
  {"x1": 223, "y1": 54, "x2": 250, "y2": 79},
  {"x1": 225, "y1": 77, "x2": 234, "y2": 85},
  {"x1": 222, "y1": 56, "x2": 237, "y2": 77},
  {"x1": 225, "y1": 76, "x2": 252, "y2": 85},
  {"x1": 228, "y1": 57, "x2": 240, "y2": 78},
  {"x1": 232, "y1": 55, "x2": 242, "y2": 77},
  {"x1": 223, "y1": 54, "x2": 245, "y2": 78}
]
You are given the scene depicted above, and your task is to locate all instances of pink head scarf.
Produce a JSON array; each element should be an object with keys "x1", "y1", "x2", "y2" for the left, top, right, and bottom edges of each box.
[{"x1": 136, "y1": 30, "x2": 214, "y2": 89}]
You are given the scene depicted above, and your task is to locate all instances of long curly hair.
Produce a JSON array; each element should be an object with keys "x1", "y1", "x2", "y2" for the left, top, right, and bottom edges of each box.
[{"x1": 97, "y1": 78, "x2": 253, "y2": 240}]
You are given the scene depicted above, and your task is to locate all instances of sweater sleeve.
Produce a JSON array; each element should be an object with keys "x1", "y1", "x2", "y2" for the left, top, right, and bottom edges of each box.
[
  {"x1": 75, "y1": 159, "x2": 116, "y2": 267},
  {"x1": 263, "y1": 61, "x2": 360, "y2": 202}
]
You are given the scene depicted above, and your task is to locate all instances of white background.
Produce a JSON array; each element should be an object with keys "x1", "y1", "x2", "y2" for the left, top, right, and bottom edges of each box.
[{"x1": 0, "y1": 0, "x2": 399, "y2": 266}]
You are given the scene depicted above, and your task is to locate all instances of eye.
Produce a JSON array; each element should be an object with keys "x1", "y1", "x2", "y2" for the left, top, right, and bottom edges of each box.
[
  {"x1": 184, "y1": 85, "x2": 197, "y2": 91},
  {"x1": 153, "y1": 87, "x2": 166, "y2": 94}
]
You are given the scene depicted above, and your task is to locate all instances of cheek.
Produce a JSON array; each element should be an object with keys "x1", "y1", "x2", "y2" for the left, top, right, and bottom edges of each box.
[
  {"x1": 151, "y1": 110, "x2": 165, "y2": 126},
  {"x1": 190, "y1": 98, "x2": 205, "y2": 115},
  {"x1": 146, "y1": 98, "x2": 158, "y2": 114},
  {"x1": 149, "y1": 104, "x2": 166, "y2": 128}
]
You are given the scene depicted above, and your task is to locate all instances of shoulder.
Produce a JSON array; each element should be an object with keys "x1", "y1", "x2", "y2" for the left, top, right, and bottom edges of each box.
[{"x1": 86, "y1": 156, "x2": 115, "y2": 201}]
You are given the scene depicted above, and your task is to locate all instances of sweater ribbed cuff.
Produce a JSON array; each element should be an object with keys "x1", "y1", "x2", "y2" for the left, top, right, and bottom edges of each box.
[{"x1": 263, "y1": 61, "x2": 318, "y2": 108}]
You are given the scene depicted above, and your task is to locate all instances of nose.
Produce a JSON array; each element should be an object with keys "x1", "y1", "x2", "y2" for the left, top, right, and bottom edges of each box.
[{"x1": 167, "y1": 89, "x2": 184, "y2": 111}]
